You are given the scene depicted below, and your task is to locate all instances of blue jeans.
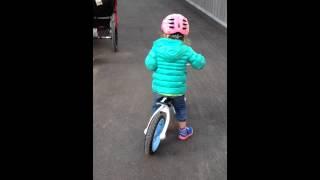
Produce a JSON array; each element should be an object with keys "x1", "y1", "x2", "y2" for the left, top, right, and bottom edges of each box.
[{"x1": 152, "y1": 93, "x2": 187, "y2": 121}]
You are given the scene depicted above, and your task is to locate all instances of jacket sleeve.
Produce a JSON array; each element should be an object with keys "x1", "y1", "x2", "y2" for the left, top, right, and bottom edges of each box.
[
  {"x1": 145, "y1": 46, "x2": 157, "y2": 71},
  {"x1": 186, "y1": 46, "x2": 206, "y2": 70}
]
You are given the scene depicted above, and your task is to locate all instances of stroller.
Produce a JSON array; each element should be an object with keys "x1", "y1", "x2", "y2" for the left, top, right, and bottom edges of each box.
[{"x1": 93, "y1": 0, "x2": 118, "y2": 52}]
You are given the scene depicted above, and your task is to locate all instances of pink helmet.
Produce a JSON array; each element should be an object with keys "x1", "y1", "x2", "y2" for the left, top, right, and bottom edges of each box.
[{"x1": 161, "y1": 14, "x2": 190, "y2": 35}]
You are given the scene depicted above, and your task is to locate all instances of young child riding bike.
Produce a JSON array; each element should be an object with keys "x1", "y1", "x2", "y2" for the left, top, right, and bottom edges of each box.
[{"x1": 145, "y1": 13, "x2": 206, "y2": 141}]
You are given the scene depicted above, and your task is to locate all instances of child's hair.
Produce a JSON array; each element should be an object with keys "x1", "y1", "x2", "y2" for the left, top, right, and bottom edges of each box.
[
  {"x1": 168, "y1": 32, "x2": 184, "y2": 40},
  {"x1": 160, "y1": 32, "x2": 191, "y2": 45}
]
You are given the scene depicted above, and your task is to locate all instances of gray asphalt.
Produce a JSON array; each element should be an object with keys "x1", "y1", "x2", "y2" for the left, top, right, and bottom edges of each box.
[{"x1": 93, "y1": 0, "x2": 227, "y2": 180}]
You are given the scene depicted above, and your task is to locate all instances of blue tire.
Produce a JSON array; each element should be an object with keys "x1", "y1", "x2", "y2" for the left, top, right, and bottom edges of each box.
[{"x1": 144, "y1": 112, "x2": 167, "y2": 155}]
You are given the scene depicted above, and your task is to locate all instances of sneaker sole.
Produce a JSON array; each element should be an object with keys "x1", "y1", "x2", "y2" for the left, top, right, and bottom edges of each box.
[{"x1": 178, "y1": 131, "x2": 193, "y2": 141}]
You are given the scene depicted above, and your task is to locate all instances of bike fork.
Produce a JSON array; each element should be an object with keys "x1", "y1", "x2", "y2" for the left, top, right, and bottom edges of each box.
[{"x1": 144, "y1": 98, "x2": 171, "y2": 140}]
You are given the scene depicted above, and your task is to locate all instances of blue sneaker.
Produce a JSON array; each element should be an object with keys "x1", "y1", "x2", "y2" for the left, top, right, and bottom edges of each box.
[{"x1": 178, "y1": 126, "x2": 193, "y2": 141}]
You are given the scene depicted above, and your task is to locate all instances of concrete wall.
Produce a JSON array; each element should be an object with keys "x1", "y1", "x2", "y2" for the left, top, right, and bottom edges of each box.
[{"x1": 186, "y1": 0, "x2": 227, "y2": 28}]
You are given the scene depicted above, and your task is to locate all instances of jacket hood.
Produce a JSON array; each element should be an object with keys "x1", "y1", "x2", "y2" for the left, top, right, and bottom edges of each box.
[{"x1": 153, "y1": 38, "x2": 186, "y2": 62}]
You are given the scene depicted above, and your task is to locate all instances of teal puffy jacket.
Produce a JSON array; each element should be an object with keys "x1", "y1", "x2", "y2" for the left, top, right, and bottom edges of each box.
[{"x1": 145, "y1": 38, "x2": 206, "y2": 95}]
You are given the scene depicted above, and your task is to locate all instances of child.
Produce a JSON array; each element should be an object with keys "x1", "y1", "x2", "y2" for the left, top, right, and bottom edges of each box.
[{"x1": 145, "y1": 14, "x2": 206, "y2": 141}]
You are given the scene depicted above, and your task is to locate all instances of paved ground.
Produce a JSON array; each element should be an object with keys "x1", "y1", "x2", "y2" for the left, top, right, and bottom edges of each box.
[{"x1": 93, "y1": 0, "x2": 227, "y2": 179}]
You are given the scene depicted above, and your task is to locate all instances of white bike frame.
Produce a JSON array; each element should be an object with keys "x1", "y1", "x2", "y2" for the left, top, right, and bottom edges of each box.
[{"x1": 143, "y1": 97, "x2": 173, "y2": 140}]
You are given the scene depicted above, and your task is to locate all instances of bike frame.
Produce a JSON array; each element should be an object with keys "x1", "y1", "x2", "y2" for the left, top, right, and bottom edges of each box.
[{"x1": 144, "y1": 97, "x2": 172, "y2": 140}]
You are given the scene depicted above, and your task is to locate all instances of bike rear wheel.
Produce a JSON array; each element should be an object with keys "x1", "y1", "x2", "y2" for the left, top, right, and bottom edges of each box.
[
  {"x1": 110, "y1": 14, "x2": 118, "y2": 52},
  {"x1": 144, "y1": 111, "x2": 167, "y2": 155}
]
